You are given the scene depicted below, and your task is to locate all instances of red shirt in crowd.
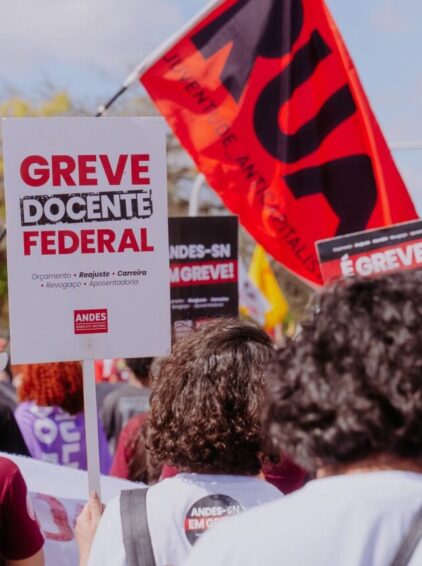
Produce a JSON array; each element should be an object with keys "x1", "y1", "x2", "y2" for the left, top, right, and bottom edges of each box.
[
  {"x1": 262, "y1": 459, "x2": 308, "y2": 494},
  {"x1": 0, "y1": 456, "x2": 44, "y2": 561},
  {"x1": 110, "y1": 413, "x2": 147, "y2": 479}
]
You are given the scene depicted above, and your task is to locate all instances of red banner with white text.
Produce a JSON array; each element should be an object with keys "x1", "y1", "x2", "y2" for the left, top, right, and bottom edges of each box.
[{"x1": 141, "y1": 0, "x2": 417, "y2": 286}]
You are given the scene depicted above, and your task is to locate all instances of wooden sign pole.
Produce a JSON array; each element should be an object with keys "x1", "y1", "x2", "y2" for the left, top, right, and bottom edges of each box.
[{"x1": 82, "y1": 360, "x2": 101, "y2": 497}]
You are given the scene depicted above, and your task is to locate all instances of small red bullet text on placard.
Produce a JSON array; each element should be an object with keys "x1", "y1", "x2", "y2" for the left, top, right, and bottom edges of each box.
[{"x1": 74, "y1": 309, "x2": 108, "y2": 334}]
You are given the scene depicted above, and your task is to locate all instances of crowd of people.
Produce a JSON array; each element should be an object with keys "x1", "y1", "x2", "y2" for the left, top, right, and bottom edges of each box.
[{"x1": 0, "y1": 270, "x2": 421, "y2": 565}]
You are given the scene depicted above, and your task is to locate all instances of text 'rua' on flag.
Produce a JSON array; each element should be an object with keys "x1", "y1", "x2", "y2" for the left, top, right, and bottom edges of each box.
[{"x1": 140, "y1": 0, "x2": 417, "y2": 286}]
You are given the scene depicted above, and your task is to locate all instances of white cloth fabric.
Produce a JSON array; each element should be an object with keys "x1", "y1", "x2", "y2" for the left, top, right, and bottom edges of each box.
[
  {"x1": 87, "y1": 472, "x2": 282, "y2": 566},
  {"x1": 1, "y1": 452, "x2": 139, "y2": 566},
  {"x1": 184, "y1": 471, "x2": 422, "y2": 566}
]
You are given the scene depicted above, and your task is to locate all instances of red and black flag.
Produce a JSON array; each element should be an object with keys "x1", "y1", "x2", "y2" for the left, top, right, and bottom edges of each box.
[{"x1": 140, "y1": 0, "x2": 418, "y2": 286}]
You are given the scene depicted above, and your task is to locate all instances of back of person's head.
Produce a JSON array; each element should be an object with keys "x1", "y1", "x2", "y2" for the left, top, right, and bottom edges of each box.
[
  {"x1": 17, "y1": 362, "x2": 83, "y2": 415},
  {"x1": 148, "y1": 318, "x2": 274, "y2": 475},
  {"x1": 124, "y1": 357, "x2": 153, "y2": 387},
  {"x1": 263, "y1": 270, "x2": 422, "y2": 473}
]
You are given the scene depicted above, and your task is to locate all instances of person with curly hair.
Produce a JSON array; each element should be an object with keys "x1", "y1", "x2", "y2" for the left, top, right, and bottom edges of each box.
[
  {"x1": 78, "y1": 318, "x2": 282, "y2": 566},
  {"x1": 14, "y1": 362, "x2": 111, "y2": 473},
  {"x1": 185, "y1": 270, "x2": 422, "y2": 566}
]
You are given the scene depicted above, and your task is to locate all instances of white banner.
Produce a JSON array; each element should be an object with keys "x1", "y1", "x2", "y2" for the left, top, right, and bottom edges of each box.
[
  {"x1": 4, "y1": 453, "x2": 141, "y2": 566},
  {"x1": 2, "y1": 117, "x2": 171, "y2": 363}
]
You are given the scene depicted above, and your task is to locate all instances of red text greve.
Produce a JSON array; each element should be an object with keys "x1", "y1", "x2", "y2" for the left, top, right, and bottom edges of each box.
[{"x1": 20, "y1": 154, "x2": 150, "y2": 187}]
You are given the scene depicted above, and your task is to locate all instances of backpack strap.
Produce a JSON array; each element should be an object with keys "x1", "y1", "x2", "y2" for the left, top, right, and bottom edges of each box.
[
  {"x1": 390, "y1": 507, "x2": 422, "y2": 566},
  {"x1": 120, "y1": 489, "x2": 156, "y2": 566}
]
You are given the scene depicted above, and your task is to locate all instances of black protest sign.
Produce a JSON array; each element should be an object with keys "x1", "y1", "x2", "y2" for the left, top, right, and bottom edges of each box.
[{"x1": 169, "y1": 216, "x2": 238, "y2": 338}]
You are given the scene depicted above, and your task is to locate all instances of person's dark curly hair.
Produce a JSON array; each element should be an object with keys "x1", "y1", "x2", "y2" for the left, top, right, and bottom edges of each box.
[
  {"x1": 148, "y1": 318, "x2": 274, "y2": 475},
  {"x1": 263, "y1": 270, "x2": 422, "y2": 473},
  {"x1": 18, "y1": 362, "x2": 83, "y2": 415}
]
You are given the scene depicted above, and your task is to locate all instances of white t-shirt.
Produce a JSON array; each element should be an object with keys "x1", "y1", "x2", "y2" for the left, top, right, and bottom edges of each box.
[
  {"x1": 184, "y1": 471, "x2": 422, "y2": 566},
  {"x1": 87, "y1": 472, "x2": 282, "y2": 566}
]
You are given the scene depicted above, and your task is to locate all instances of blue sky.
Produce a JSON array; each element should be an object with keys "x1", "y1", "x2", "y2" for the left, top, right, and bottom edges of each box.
[{"x1": 1, "y1": 0, "x2": 421, "y2": 212}]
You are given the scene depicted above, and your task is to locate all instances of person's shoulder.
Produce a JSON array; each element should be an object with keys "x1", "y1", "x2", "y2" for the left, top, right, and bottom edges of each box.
[
  {"x1": 115, "y1": 412, "x2": 146, "y2": 448},
  {"x1": 148, "y1": 474, "x2": 205, "y2": 503},
  {"x1": 88, "y1": 495, "x2": 127, "y2": 566},
  {"x1": 100, "y1": 495, "x2": 122, "y2": 528},
  {"x1": 105, "y1": 494, "x2": 121, "y2": 512},
  {"x1": 104, "y1": 385, "x2": 124, "y2": 402},
  {"x1": 149, "y1": 474, "x2": 281, "y2": 506},
  {"x1": 0, "y1": 456, "x2": 22, "y2": 489},
  {"x1": 149, "y1": 474, "x2": 181, "y2": 494},
  {"x1": 228, "y1": 493, "x2": 287, "y2": 528},
  {"x1": 14, "y1": 400, "x2": 30, "y2": 414},
  {"x1": 124, "y1": 412, "x2": 147, "y2": 434},
  {"x1": 248, "y1": 476, "x2": 284, "y2": 497},
  {"x1": 102, "y1": 385, "x2": 127, "y2": 412},
  {"x1": 0, "y1": 456, "x2": 19, "y2": 476},
  {"x1": 185, "y1": 498, "x2": 283, "y2": 566},
  {"x1": 199, "y1": 484, "x2": 306, "y2": 544},
  {"x1": 212, "y1": 474, "x2": 284, "y2": 501},
  {"x1": 103, "y1": 489, "x2": 149, "y2": 530},
  {"x1": 15, "y1": 401, "x2": 40, "y2": 423}
]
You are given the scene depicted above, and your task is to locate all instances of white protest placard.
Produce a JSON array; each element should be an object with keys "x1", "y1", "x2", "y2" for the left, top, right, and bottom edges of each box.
[{"x1": 2, "y1": 117, "x2": 171, "y2": 363}]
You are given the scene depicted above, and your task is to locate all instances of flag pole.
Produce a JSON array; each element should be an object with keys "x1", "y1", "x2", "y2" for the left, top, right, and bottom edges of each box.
[
  {"x1": 188, "y1": 173, "x2": 206, "y2": 217},
  {"x1": 96, "y1": 86, "x2": 130, "y2": 117},
  {"x1": 96, "y1": 0, "x2": 223, "y2": 116}
]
